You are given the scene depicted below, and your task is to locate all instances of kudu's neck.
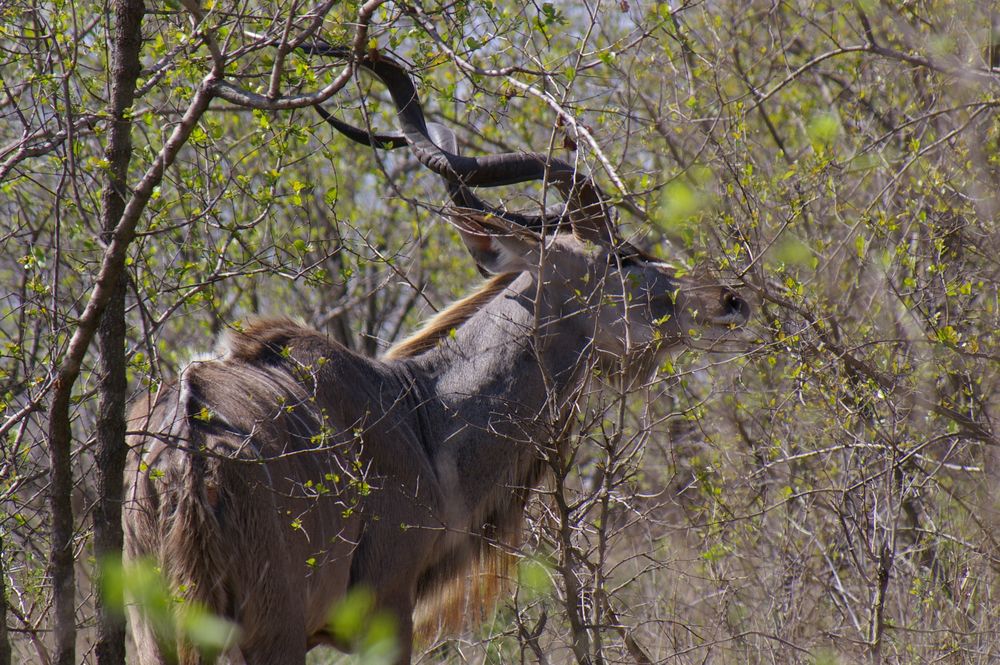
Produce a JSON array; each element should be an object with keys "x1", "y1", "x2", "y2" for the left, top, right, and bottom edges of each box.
[
  {"x1": 416, "y1": 271, "x2": 592, "y2": 437},
  {"x1": 401, "y1": 271, "x2": 593, "y2": 522}
]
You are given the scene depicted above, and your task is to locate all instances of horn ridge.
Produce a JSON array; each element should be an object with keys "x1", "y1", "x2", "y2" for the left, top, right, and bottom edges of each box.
[{"x1": 302, "y1": 39, "x2": 616, "y2": 241}]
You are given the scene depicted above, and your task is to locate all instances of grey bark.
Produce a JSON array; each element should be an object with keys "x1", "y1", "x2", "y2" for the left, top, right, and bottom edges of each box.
[
  {"x1": 94, "y1": 1, "x2": 145, "y2": 664},
  {"x1": 0, "y1": 528, "x2": 10, "y2": 665},
  {"x1": 48, "y1": 378, "x2": 75, "y2": 665}
]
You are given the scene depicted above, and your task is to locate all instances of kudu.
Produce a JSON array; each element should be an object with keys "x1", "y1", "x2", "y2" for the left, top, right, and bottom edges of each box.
[{"x1": 123, "y1": 45, "x2": 750, "y2": 665}]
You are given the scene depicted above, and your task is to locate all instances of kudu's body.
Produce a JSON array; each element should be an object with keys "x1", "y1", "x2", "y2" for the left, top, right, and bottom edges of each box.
[{"x1": 124, "y1": 45, "x2": 749, "y2": 665}]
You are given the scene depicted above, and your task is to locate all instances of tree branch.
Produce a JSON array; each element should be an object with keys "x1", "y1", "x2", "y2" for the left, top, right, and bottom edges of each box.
[{"x1": 45, "y1": 74, "x2": 215, "y2": 665}]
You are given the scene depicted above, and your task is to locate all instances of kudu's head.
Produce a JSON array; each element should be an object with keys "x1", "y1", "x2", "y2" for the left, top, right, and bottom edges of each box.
[
  {"x1": 308, "y1": 45, "x2": 750, "y2": 375},
  {"x1": 450, "y1": 209, "x2": 750, "y2": 381}
]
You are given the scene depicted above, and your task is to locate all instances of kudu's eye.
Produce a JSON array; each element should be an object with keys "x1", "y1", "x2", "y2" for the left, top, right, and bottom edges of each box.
[
  {"x1": 721, "y1": 288, "x2": 748, "y2": 319},
  {"x1": 607, "y1": 250, "x2": 640, "y2": 269}
]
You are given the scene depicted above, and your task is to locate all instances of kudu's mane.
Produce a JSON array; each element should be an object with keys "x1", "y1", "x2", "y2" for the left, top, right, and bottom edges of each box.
[
  {"x1": 219, "y1": 273, "x2": 517, "y2": 363},
  {"x1": 385, "y1": 272, "x2": 518, "y2": 359}
]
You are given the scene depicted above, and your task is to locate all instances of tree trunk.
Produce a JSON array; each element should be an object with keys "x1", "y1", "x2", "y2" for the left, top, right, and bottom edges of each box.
[
  {"x1": 0, "y1": 528, "x2": 11, "y2": 665},
  {"x1": 95, "y1": 1, "x2": 145, "y2": 664},
  {"x1": 47, "y1": 383, "x2": 76, "y2": 665}
]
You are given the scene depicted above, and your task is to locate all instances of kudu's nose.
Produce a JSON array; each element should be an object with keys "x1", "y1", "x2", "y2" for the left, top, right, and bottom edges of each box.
[{"x1": 721, "y1": 288, "x2": 750, "y2": 325}]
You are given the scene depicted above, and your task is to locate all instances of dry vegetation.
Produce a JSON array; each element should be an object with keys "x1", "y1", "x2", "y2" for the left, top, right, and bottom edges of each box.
[{"x1": 2, "y1": 0, "x2": 998, "y2": 663}]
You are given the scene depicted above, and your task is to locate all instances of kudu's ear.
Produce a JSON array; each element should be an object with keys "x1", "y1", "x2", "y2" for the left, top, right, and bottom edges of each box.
[
  {"x1": 448, "y1": 210, "x2": 541, "y2": 275},
  {"x1": 571, "y1": 205, "x2": 617, "y2": 247}
]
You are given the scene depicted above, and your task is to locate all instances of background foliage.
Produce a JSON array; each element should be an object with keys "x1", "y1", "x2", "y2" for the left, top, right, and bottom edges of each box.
[{"x1": 1, "y1": 0, "x2": 998, "y2": 663}]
